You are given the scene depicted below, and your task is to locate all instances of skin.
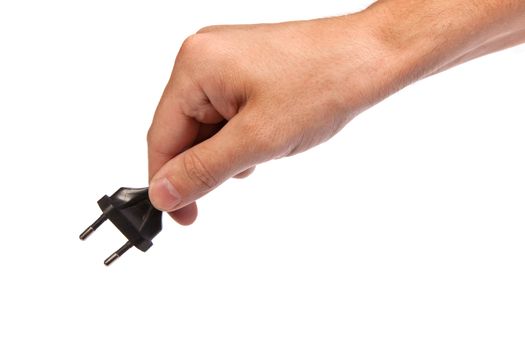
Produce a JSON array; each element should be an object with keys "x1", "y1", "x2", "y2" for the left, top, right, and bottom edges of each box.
[{"x1": 147, "y1": 0, "x2": 525, "y2": 225}]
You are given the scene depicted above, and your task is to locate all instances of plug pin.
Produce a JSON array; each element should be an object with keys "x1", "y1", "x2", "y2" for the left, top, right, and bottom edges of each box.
[
  {"x1": 80, "y1": 214, "x2": 107, "y2": 240},
  {"x1": 104, "y1": 241, "x2": 134, "y2": 266}
]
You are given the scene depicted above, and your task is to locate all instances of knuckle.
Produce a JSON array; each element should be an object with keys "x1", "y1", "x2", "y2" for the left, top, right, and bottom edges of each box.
[
  {"x1": 146, "y1": 125, "x2": 164, "y2": 153},
  {"x1": 146, "y1": 126, "x2": 154, "y2": 146},
  {"x1": 197, "y1": 25, "x2": 220, "y2": 34},
  {"x1": 182, "y1": 150, "x2": 218, "y2": 191},
  {"x1": 178, "y1": 33, "x2": 225, "y2": 70},
  {"x1": 179, "y1": 33, "x2": 207, "y2": 57}
]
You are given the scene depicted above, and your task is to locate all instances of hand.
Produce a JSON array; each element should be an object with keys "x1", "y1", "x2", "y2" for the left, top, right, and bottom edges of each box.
[
  {"x1": 147, "y1": 16, "x2": 395, "y2": 224},
  {"x1": 147, "y1": 1, "x2": 525, "y2": 225}
]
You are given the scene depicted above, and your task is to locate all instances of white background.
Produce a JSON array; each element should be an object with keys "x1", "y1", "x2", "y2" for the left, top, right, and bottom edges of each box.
[{"x1": 1, "y1": 1, "x2": 524, "y2": 349}]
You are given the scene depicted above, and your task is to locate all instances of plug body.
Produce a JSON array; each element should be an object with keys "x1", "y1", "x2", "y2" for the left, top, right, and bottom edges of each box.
[{"x1": 80, "y1": 187, "x2": 163, "y2": 265}]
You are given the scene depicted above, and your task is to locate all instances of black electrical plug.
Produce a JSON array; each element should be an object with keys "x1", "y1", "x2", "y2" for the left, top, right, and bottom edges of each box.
[{"x1": 80, "y1": 187, "x2": 163, "y2": 265}]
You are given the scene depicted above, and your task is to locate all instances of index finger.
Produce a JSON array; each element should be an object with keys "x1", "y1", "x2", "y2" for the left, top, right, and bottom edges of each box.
[{"x1": 147, "y1": 78, "x2": 200, "y2": 181}]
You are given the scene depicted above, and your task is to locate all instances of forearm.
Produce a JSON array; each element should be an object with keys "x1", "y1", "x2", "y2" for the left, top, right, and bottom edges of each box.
[{"x1": 361, "y1": 0, "x2": 525, "y2": 85}]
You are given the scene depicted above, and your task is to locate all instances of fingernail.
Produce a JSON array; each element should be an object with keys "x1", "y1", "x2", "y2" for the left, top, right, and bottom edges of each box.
[{"x1": 150, "y1": 177, "x2": 181, "y2": 211}]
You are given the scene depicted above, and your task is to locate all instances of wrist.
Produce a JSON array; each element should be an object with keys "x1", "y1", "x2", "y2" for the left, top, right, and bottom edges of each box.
[
  {"x1": 361, "y1": 0, "x2": 525, "y2": 83},
  {"x1": 301, "y1": 15, "x2": 411, "y2": 117}
]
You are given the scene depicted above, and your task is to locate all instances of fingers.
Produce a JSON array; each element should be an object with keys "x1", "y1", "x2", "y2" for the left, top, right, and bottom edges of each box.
[
  {"x1": 149, "y1": 115, "x2": 263, "y2": 212},
  {"x1": 147, "y1": 71, "x2": 226, "y2": 224},
  {"x1": 147, "y1": 89, "x2": 199, "y2": 181},
  {"x1": 168, "y1": 202, "x2": 198, "y2": 225},
  {"x1": 234, "y1": 166, "x2": 256, "y2": 179},
  {"x1": 147, "y1": 77, "x2": 224, "y2": 181}
]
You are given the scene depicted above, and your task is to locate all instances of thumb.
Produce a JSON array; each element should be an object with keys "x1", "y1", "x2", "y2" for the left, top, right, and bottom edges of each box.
[{"x1": 148, "y1": 118, "x2": 262, "y2": 212}]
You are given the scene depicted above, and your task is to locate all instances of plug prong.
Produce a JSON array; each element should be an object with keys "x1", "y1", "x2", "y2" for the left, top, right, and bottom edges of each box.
[
  {"x1": 104, "y1": 241, "x2": 134, "y2": 266},
  {"x1": 79, "y1": 214, "x2": 107, "y2": 240}
]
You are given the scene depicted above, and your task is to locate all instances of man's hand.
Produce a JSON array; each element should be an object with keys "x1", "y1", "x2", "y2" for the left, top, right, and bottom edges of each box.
[
  {"x1": 147, "y1": 16, "x2": 396, "y2": 224},
  {"x1": 147, "y1": 1, "x2": 525, "y2": 225}
]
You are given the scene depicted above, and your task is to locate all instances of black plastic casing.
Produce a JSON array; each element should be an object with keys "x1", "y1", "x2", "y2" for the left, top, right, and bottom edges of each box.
[{"x1": 97, "y1": 187, "x2": 162, "y2": 252}]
